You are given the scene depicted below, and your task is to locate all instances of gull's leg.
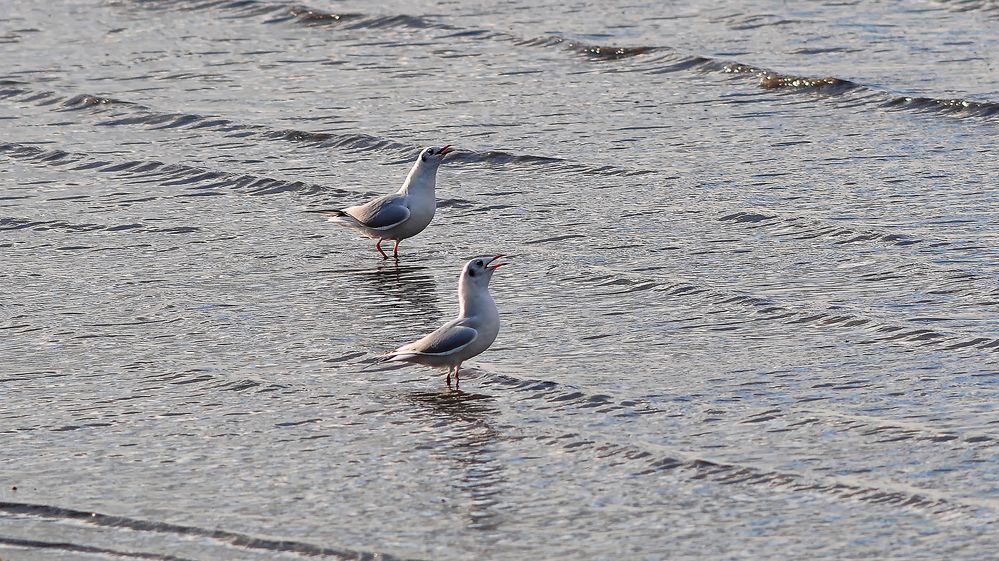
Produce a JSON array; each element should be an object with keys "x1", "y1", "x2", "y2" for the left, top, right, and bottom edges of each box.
[
  {"x1": 375, "y1": 239, "x2": 388, "y2": 259},
  {"x1": 392, "y1": 240, "x2": 400, "y2": 258},
  {"x1": 454, "y1": 364, "x2": 461, "y2": 389},
  {"x1": 445, "y1": 368, "x2": 452, "y2": 389}
]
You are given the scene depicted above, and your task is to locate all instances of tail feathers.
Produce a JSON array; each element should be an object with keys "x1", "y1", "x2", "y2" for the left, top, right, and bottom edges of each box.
[
  {"x1": 326, "y1": 210, "x2": 362, "y2": 227},
  {"x1": 361, "y1": 350, "x2": 423, "y2": 370},
  {"x1": 305, "y1": 208, "x2": 350, "y2": 221},
  {"x1": 362, "y1": 350, "x2": 403, "y2": 370}
]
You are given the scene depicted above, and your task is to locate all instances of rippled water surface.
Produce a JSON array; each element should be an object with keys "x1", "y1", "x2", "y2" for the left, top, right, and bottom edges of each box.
[{"x1": 2, "y1": 1, "x2": 998, "y2": 559}]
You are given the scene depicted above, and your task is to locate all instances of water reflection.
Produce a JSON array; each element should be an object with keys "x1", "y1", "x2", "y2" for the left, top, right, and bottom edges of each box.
[
  {"x1": 331, "y1": 262, "x2": 443, "y2": 323},
  {"x1": 405, "y1": 388, "x2": 507, "y2": 533},
  {"x1": 407, "y1": 389, "x2": 498, "y2": 422}
]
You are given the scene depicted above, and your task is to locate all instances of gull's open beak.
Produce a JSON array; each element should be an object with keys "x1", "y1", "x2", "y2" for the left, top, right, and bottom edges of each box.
[
  {"x1": 439, "y1": 145, "x2": 453, "y2": 156},
  {"x1": 486, "y1": 254, "x2": 509, "y2": 269}
]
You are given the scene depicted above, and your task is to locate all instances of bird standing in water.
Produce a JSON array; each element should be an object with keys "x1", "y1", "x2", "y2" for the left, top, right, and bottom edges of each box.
[
  {"x1": 375, "y1": 255, "x2": 508, "y2": 389},
  {"x1": 323, "y1": 145, "x2": 454, "y2": 258}
]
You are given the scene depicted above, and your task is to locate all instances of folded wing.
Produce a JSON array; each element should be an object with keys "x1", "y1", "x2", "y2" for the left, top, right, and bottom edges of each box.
[
  {"x1": 346, "y1": 194, "x2": 411, "y2": 230},
  {"x1": 393, "y1": 322, "x2": 478, "y2": 358}
]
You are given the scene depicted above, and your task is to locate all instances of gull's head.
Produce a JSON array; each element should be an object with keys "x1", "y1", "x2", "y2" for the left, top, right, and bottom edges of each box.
[
  {"x1": 418, "y1": 145, "x2": 454, "y2": 166},
  {"x1": 462, "y1": 255, "x2": 508, "y2": 289}
]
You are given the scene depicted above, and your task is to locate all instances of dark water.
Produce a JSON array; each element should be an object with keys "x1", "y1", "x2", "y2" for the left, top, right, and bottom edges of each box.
[{"x1": 2, "y1": 1, "x2": 998, "y2": 559}]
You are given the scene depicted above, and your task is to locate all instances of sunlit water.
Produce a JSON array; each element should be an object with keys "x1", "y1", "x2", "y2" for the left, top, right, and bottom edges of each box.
[{"x1": 2, "y1": 1, "x2": 998, "y2": 559}]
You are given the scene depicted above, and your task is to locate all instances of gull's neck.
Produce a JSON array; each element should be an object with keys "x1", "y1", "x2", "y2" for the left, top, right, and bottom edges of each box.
[
  {"x1": 458, "y1": 279, "x2": 496, "y2": 319},
  {"x1": 398, "y1": 159, "x2": 440, "y2": 196}
]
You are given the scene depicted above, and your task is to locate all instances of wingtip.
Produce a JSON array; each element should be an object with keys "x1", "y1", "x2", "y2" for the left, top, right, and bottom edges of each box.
[{"x1": 361, "y1": 352, "x2": 395, "y2": 370}]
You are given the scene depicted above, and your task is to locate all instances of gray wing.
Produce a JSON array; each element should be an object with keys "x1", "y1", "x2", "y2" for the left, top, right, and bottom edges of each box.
[
  {"x1": 346, "y1": 194, "x2": 410, "y2": 230},
  {"x1": 397, "y1": 322, "x2": 478, "y2": 356}
]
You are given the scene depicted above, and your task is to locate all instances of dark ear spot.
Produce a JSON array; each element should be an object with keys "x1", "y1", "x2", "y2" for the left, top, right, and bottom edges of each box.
[
  {"x1": 421, "y1": 153, "x2": 427, "y2": 162},
  {"x1": 468, "y1": 269, "x2": 476, "y2": 277}
]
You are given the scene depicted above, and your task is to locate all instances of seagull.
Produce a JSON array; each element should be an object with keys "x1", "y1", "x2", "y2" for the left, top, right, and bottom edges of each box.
[
  {"x1": 375, "y1": 255, "x2": 508, "y2": 389},
  {"x1": 323, "y1": 145, "x2": 454, "y2": 258}
]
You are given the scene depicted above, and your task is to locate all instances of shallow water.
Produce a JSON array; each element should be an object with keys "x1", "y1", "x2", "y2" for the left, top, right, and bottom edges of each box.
[{"x1": 1, "y1": 1, "x2": 998, "y2": 559}]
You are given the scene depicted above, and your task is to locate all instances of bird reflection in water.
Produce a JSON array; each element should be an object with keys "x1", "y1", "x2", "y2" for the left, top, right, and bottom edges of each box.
[
  {"x1": 408, "y1": 388, "x2": 497, "y2": 420},
  {"x1": 334, "y1": 261, "x2": 443, "y2": 324},
  {"x1": 406, "y1": 386, "x2": 508, "y2": 534}
]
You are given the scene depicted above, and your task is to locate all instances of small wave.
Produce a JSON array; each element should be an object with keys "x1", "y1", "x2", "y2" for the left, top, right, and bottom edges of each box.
[
  {"x1": 718, "y1": 63, "x2": 999, "y2": 117},
  {"x1": 719, "y1": 211, "x2": 924, "y2": 247},
  {"x1": 518, "y1": 36, "x2": 658, "y2": 60},
  {"x1": 0, "y1": 536, "x2": 196, "y2": 561},
  {"x1": 712, "y1": 13, "x2": 809, "y2": 31},
  {"x1": 263, "y1": 128, "x2": 411, "y2": 152},
  {"x1": 450, "y1": 149, "x2": 564, "y2": 167},
  {"x1": 724, "y1": 64, "x2": 861, "y2": 94},
  {"x1": 932, "y1": 0, "x2": 999, "y2": 18},
  {"x1": 466, "y1": 372, "x2": 989, "y2": 519},
  {"x1": 344, "y1": 14, "x2": 435, "y2": 30},
  {"x1": 560, "y1": 264, "x2": 999, "y2": 358},
  {"x1": 0, "y1": 501, "x2": 419, "y2": 560},
  {"x1": 0, "y1": 142, "x2": 331, "y2": 198},
  {"x1": 135, "y1": 0, "x2": 436, "y2": 30},
  {"x1": 284, "y1": 6, "x2": 363, "y2": 25},
  {"x1": 120, "y1": 1, "x2": 999, "y2": 123},
  {"x1": 61, "y1": 94, "x2": 131, "y2": 110},
  {"x1": 3, "y1": 85, "x2": 656, "y2": 177},
  {"x1": 881, "y1": 95, "x2": 999, "y2": 118},
  {"x1": 543, "y1": 36, "x2": 999, "y2": 121},
  {"x1": 716, "y1": 210, "x2": 999, "y2": 298},
  {"x1": 465, "y1": 366, "x2": 997, "y2": 452},
  {"x1": 507, "y1": 34, "x2": 999, "y2": 121}
]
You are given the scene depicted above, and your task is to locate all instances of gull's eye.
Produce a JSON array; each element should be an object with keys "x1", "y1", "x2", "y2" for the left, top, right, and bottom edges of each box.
[{"x1": 475, "y1": 260, "x2": 483, "y2": 267}]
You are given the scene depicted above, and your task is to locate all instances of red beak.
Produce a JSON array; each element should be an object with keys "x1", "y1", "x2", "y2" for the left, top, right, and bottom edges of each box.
[
  {"x1": 486, "y1": 254, "x2": 509, "y2": 269},
  {"x1": 439, "y1": 145, "x2": 453, "y2": 155}
]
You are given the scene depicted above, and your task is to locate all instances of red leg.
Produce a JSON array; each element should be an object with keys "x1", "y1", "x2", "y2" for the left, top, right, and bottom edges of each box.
[
  {"x1": 392, "y1": 240, "x2": 400, "y2": 258},
  {"x1": 375, "y1": 239, "x2": 388, "y2": 259},
  {"x1": 454, "y1": 364, "x2": 461, "y2": 389}
]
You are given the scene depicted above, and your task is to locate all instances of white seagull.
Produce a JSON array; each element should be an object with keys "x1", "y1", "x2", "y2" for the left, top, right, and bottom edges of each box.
[
  {"x1": 324, "y1": 145, "x2": 454, "y2": 258},
  {"x1": 376, "y1": 255, "x2": 508, "y2": 388}
]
